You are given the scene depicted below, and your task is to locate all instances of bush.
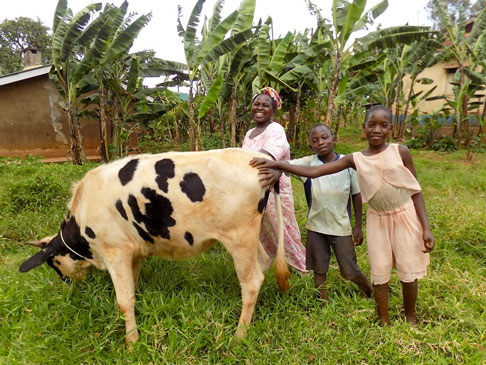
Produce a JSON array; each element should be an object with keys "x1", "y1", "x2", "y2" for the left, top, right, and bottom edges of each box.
[
  {"x1": 431, "y1": 136, "x2": 457, "y2": 152},
  {"x1": 0, "y1": 159, "x2": 95, "y2": 213}
]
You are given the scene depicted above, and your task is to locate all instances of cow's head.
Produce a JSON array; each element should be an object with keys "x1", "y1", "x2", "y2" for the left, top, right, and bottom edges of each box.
[{"x1": 19, "y1": 217, "x2": 93, "y2": 281}]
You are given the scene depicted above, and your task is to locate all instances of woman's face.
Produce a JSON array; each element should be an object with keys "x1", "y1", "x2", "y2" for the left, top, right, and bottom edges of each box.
[{"x1": 251, "y1": 94, "x2": 275, "y2": 125}]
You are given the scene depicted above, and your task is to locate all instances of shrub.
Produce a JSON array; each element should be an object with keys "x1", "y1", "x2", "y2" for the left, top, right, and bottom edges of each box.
[{"x1": 431, "y1": 136, "x2": 457, "y2": 152}]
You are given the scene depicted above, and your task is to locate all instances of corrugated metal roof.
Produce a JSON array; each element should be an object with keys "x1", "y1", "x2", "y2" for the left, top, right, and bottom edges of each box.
[{"x1": 0, "y1": 65, "x2": 51, "y2": 87}]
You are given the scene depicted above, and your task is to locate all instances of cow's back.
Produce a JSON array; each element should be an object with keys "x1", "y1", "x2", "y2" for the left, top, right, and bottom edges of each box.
[{"x1": 68, "y1": 149, "x2": 268, "y2": 259}]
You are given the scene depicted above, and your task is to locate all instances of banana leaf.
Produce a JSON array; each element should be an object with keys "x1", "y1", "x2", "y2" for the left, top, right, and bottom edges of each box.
[
  {"x1": 194, "y1": 10, "x2": 238, "y2": 65},
  {"x1": 198, "y1": 72, "x2": 224, "y2": 118}
]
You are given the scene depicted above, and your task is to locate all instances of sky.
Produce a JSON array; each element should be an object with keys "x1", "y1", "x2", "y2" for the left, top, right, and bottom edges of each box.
[{"x1": 2, "y1": 0, "x2": 433, "y2": 85}]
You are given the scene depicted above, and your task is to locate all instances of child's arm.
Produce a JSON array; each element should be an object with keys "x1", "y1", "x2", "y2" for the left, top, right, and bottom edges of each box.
[
  {"x1": 250, "y1": 154, "x2": 355, "y2": 178},
  {"x1": 351, "y1": 193, "x2": 363, "y2": 246},
  {"x1": 399, "y1": 145, "x2": 435, "y2": 252}
]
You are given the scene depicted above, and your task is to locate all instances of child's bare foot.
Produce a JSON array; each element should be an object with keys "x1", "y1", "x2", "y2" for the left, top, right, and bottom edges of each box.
[
  {"x1": 406, "y1": 315, "x2": 417, "y2": 327},
  {"x1": 379, "y1": 319, "x2": 391, "y2": 327}
]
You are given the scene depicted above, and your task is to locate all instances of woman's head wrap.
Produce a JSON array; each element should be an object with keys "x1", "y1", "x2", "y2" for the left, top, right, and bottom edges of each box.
[{"x1": 252, "y1": 86, "x2": 282, "y2": 110}]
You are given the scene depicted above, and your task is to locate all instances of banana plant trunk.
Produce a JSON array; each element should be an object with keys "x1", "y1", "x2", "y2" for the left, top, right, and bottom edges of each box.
[
  {"x1": 286, "y1": 104, "x2": 296, "y2": 143},
  {"x1": 67, "y1": 102, "x2": 86, "y2": 165},
  {"x1": 326, "y1": 57, "x2": 341, "y2": 126},
  {"x1": 293, "y1": 89, "x2": 302, "y2": 146},
  {"x1": 399, "y1": 82, "x2": 415, "y2": 140},
  {"x1": 188, "y1": 83, "x2": 195, "y2": 151},
  {"x1": 220, "y1": 111, "x2": 227, "y2": 148},
  {"x1": 99, "y1": 86, "x2": 110, "y2": 163},
  {"x1": 175, "y1": 119, "x2": 180, "y2": 143},
  {"x1": 229, "y1": 86, "x2": 237, "y2": 147},
  {"x1": 392, "y1": 79, "x2": 403, "y2": 140},
  {"x1": 209, "y1": 108, "x2": 215, "y2": 134}
]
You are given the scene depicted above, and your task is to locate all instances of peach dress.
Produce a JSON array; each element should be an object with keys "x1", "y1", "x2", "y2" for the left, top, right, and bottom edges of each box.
[
  {"x1": 353, "y1": 144, "x2": 430, "y2": 285},
  {"x1": 242, "y1": 122, "x2": 307, "y2": 272}
]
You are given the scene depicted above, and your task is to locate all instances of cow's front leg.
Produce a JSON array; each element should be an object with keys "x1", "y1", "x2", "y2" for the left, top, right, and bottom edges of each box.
[{"x1": 105, "y1": 253, "x2": 139, "y2": 345}]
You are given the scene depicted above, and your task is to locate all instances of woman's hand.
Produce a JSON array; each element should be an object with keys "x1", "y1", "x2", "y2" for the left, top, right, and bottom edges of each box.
[
  {"x1": 250, "y1": 157, "x2": 278, "y2": 169},
  {"x1": 257, "y1": 168, "x2": 282, "y2": 189},
  {"x1": 423, "y1": 229, "x2": 435, "y2": 253}
]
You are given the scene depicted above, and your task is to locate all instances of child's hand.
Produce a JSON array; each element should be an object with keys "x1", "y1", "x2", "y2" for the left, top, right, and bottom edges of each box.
[
  {"x1": 353, "y1": 226, "x2": 363, "y2": 246},
  {"x1": 257, "y1": 168, "x2": 282, "y2": 189},
  {"x1": 423, "y1": 229, "x2": 435, "y2": 253},
  {"x1": 250, "y1": 157, "x2": 277, "y2": 169}
]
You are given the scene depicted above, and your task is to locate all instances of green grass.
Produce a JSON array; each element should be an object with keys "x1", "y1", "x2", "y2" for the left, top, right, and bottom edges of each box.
[{"x1": 0, "y1": 142, "x2": 485, "y2": 363}]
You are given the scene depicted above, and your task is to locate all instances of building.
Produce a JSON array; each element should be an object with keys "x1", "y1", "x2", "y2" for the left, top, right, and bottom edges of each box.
[
  {"x1": 402, "y1": 19, "x2": 484, "y2": 137},
  {"x1": 0, "y1": 49, "x2": 100, "y2": 160}
]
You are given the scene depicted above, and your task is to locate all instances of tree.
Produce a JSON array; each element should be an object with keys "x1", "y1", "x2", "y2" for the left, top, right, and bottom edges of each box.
[
  {"x1": 175, "y1": 0, "x2": 254, "y2": 150},
  {"x1": 0, "y1": 17, "x2": 51, "y2": 75},
  {"x1": 50, "y1": 0, "x2": 102, "y2": 164},
  {"x1": 75, "y1": 1, "x2": 153, "y2": 162},
  {"x1": 425, "y1": 0, "x2": 486, "y2": 29}
]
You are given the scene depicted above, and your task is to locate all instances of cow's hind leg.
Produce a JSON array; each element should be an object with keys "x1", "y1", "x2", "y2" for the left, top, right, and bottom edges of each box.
[
  {"x1": 104, "y1": 250, "x2": 139, "y2": 345},
  {"x1": 132, "y1": 257, "x2": 143, "y2": 288},
  {"x1": 225, "y1": 233, "x2": 267, "y2": 340}
]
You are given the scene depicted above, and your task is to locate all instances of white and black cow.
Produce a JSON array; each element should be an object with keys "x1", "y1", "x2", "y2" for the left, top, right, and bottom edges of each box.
[{"x1": 19, "y1": 148, "x2": 289, "y2": 344}]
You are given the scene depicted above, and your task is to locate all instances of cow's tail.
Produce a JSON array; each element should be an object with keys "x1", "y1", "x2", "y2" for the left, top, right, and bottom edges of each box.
[{"x1": 273, "y1": 182, "x2": 290, "y2": 292}]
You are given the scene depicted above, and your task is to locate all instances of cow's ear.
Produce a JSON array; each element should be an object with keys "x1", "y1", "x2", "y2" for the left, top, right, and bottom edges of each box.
[
  {"x1": 28, "y1": 235, "x2": 54, "y2": 248},
  {"x1": 19, "y1": 250, "x2": 51, "y2": 273}
]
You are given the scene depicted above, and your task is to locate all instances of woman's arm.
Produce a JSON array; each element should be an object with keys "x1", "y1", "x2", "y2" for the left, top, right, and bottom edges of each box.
[
  {"x1": 399, "y1": 145, "x2": 435, "y2": 252},
  {"x1": 250, "y1": 154, "x2": 355, "y2": 178}
]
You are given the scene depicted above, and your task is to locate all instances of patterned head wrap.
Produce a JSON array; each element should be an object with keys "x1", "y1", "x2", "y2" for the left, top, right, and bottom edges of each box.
[{"x1": 252, "y1": 86, "x2": 282, "y2": 110}]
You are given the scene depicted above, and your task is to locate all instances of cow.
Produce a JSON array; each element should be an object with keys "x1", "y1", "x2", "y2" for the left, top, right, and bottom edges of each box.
[{"x1": 19, "y1": 148, "x2": 290, "y2": 345}]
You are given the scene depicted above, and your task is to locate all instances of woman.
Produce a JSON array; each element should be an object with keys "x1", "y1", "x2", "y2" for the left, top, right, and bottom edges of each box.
[{"x1": 242, "y1": 87, "x2": 307, "y2": 273}]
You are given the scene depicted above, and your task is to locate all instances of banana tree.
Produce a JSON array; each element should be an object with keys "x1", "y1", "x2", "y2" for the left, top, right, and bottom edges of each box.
[
  {"x1": 320, "y1": 0, "x2": 389, "y2": 125},
  {"x1": 426, "y1": 6, "x2": 486, "y2": 150},
  {"x1": 176, "y1": 0, "x2": 253, "y2": 150},
  {"x1": 73, "y1": 1, "x2": 152, "y2": 161},
  {"x1": 50, "y1": 0, "x2": 102, "y2": 164}
]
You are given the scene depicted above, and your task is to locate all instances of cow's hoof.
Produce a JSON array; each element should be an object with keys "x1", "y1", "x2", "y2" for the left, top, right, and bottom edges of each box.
[
  {"x1": 234, "y1": 327, "x2": 247, "y2": 341},
  {"x1": 125, "y1": 329, "x2": 139, "y2": 350}
]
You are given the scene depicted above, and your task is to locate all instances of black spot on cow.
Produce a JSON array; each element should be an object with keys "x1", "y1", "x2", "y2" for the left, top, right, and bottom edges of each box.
[
  {"x1": 85, "y1": 226, "x2": 96, "y2": 239},
  {"x1": 258, "y1": 190, "x2": 271, "y2": 213},
  {"x1": 155, "y1": 158, "x2": 175, "y2": 193},
  {"x1": 180, "y1": 173, "x2": 206, "y2": 202},
  {"x1": 141, "y1": 187, "x2": 176, "y2": 239},
  {"x1": 127, "y1": 188, "x2": 176, "y2": 242},
  {"x1": 116, "y1": 199, "x2": 128, "y2": 220},
  {"x1": 60, "y1": 216, "x2": 94, "y2": 260},
  {"x1": 128, "y1": 194, "x2": 144, "y2": 223},
  {"x1": 133, "y1": 222, "x2": 154, "y2": 244},
  {"x1": 119, "y1": 159, "x2": 139, "y2": 186},
  {"x1": 184, "y1": 231, "x2": 194, "y2": 246}
]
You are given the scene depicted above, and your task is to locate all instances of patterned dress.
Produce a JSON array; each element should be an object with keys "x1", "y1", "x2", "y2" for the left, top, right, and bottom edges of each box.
[{"x1": 242, "y1": 122, "x2": 307, "y2": 272}]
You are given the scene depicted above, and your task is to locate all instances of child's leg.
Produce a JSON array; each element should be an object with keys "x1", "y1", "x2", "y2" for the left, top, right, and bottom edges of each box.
[
  {"x1": 332, "y1": 236, "x2": 372, "y2": 298},
  {"x1": 373, "y1": 283, "x2": 390, "y2": 326},
  {"x1": 306, "y1": 230, "x2": 331, "y2": 303},
  {"x1": 314, "y1": 272, "x2": 327, "y2": 301},
  {"x1": 401, "y1": 280, "x2": 418, "y2": 325}
]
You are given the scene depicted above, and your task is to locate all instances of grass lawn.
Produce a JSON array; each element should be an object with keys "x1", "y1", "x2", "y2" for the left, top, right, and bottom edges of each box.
[{"x1": 0, "y1": 137, "x2": 485, "y2": 363}]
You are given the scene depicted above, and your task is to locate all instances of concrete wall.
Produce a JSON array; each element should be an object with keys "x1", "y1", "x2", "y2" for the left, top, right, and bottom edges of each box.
[
  {"x1": 404, "y1": 61, "x2": 486, "y2": 116},
  {"x1": 0, "y1": 74, "x2": 100, "y2": 159}
]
